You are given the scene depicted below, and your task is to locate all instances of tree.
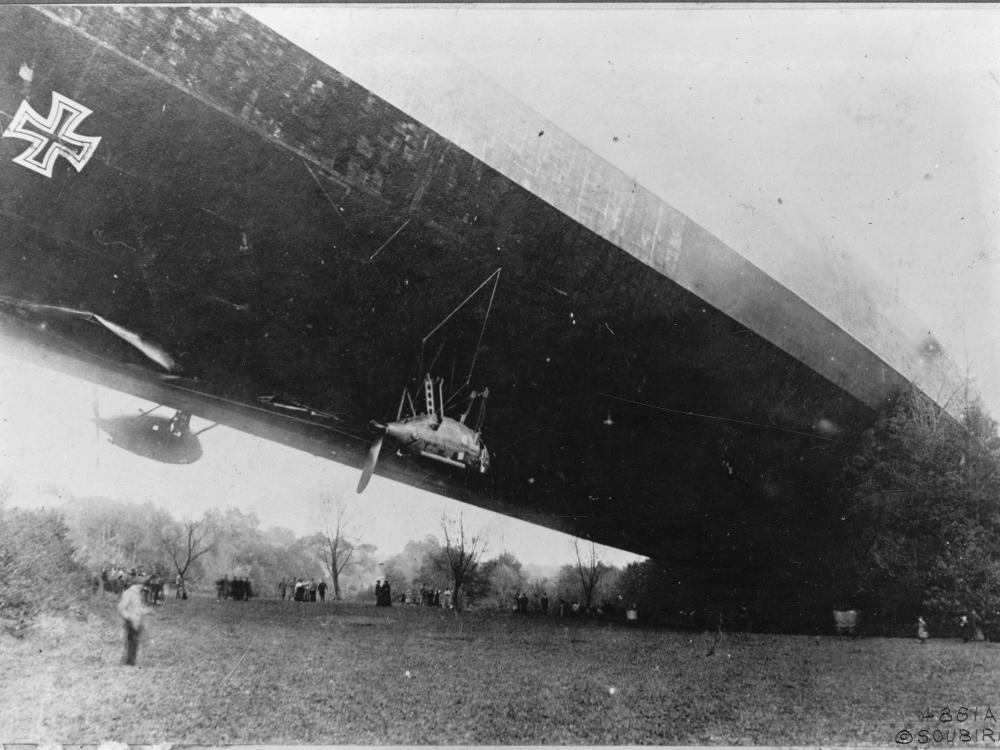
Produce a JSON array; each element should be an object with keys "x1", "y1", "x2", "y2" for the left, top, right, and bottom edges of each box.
[
  {"x1": 343, "y1": 542, "x2": 380, "y2": 600},
  {"x1": 553, "y1": 564, "x2": 579, "y2": 605},
  {"x1": 263, "y1": 526, "x2": 298, "y2": 548},
  {"x1": 313, "y1": 494, "x2": 358, "y2": 600},
  {"x1": 479, "y1": 550, "x2": 527, "y2": 610},
  {"x1": 0, "y1": 506, "x2": 90, "y2": 625},
  {"x1": 382, "y1": 535, "x2": 444, "y2": 595},
  {"x1": 574, "y1": 539, "x2": 607, "y2": 610},
  {"x1": 202, "y1": 507, "x2": 262, "y2": 578},
  {"x1": 381, "y1": 557, "x2": 411, "y2": 596},
  {"x1": 159, "y1": 513, "x2": 219, "y2": 582},
  {"x1": 595, "y1": 565, "x2": 623, "y2": 610},
  {"x1": 414, "y1": 546, "x2": 451, "y2": 593},
  {"x1": 839, "y1": 386, "x2": 1000, "y2": 631},
  {"x1": 440, "y1": 513, "x2": 486, "y2": 612},
  {"x1": 63, "y1": 497, "x2": 172, "y2": 573}
]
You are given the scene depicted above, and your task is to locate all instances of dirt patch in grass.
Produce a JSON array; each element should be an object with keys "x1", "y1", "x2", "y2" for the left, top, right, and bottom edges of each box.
[{"x1": 2, "y1": 595, "x2": 1000, "y2": 744}]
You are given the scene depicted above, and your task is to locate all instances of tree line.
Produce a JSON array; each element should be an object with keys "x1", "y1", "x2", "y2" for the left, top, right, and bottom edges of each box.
[
  {"x1": 615, "y1": 385, "x2": 1000, "y2": 636},
  {"x1": 832, "y1": 386, "x2": 1000, "y2": 634},
  {"x1": 0, "y1": 485, "x2": 628, "y2": 626}
]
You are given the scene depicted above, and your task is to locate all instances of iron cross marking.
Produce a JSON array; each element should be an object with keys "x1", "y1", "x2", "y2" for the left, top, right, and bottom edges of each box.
[{"x1": 2, "y1": 91, "x2": 102, "y2": 178}]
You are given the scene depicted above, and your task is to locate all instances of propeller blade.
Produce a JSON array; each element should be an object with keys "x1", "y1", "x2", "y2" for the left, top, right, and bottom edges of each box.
[{"x1": 357, "y1": 433, "x2": 384, "y2": 494}]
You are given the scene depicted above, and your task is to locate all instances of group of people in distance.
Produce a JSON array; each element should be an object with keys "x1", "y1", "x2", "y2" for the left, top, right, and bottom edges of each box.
[
  {"x1": 513, "y1": 591, "x2": 549, "y2": 615},
  {"x1": 401, "y1": 583, "x2": 442, "y2": 607},
  {"x1": 215, "y1": 574, "x2": 255, "y2": 601},
  {"x1": 376, "y1": 581, "x2": 461, "y2": 609},
  {"x1": 98, "y1": 565, "x2": 166, "y2": 604},
  {"x1": 278, "y1": 577, "x2": 327, "y2": 602},
  {"x1": 917, "y1": 609, "x2": 986, "y2": 644}
]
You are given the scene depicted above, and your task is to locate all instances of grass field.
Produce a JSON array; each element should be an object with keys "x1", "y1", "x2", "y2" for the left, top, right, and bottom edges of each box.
[{"x1": 3, "y1": 594, "x2": 1000, "y2": 745}]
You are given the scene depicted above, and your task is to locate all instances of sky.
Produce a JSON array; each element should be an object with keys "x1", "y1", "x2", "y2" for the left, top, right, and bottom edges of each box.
[{"x1": 2, "y1": 4, "x2": 999, "y2": 568}]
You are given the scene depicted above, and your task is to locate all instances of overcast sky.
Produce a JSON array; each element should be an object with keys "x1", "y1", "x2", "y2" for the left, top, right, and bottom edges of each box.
[{"x1": 2, "y1": 4, "x2": 998, "y2": 569}]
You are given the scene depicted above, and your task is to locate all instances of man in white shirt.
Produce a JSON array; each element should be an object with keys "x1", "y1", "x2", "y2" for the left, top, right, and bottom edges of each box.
[{"x1": 117, "y1": 576, "x2": 149, "y2": 666}]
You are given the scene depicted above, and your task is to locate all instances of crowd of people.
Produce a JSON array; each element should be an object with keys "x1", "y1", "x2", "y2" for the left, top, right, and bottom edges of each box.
[
  {"x1": 98, "y1": 565, "x2": 138, "y2": 595},
  {"x1": 215, "y1": 574, "x2": 255, "y2": 601},
  {"x1": 374, "y1": 581, "x2": 591, "y2": 616},
  {"x1": 378, "y1": 581, "x2": 455, "y2": 608},
  {"x1": 277, "y1": 577, "x2": 328, "y2": 602},
  {"x1": 512, "y1": 591, "x2": 550, "y2": 615},
  {"x1": 98, "y1": 565, "x2": 165, "y2": 604}
]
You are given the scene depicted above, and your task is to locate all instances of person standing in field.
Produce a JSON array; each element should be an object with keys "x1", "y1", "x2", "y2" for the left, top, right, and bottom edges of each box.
[
  {"x1": 917, "y1": 615, "x2": 929, "y2": 644},
  {"x1": 175, "y1": 573, "x2": 186, "y2": 600},
  {"x1": 318, "y1": 580, "x2": 327, "y2": 603},
  {"x1": 969, "y1": 609, "x2": 985, "y2": 642},
  {"x1": 118, "y1": 576, "x2": 149, "y2": 666}
]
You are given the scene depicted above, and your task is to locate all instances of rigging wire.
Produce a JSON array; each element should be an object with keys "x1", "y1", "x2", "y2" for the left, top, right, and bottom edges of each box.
[
  {"x1": 303, "y1": 161, "x2": 356, "y2": 238},
  {"x1": 417, "y1": 267, "x2": 502, "y2": 397},
  {"x1": 420, "y1": 268, "x2": 502, "y2": 345},
  {"x1": 427, "y1": 338, "x2": 447, "y2": 378},
  {"x1": 464, "y1": 268, "x2": 501, "y2": 389},
  {"x1": 368, "y1": 218, "x2": 410, "y2": 262},
  {"x1": 597, "y1": 391, "x2": 857, "y2": 446}
]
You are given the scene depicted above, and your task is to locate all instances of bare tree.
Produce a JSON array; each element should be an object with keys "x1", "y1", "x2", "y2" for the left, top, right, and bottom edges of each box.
[
  {"x1": 440, "y1": 513, "x2": 486, "y2": 612},
  {"x1": 574, "y1": 538, "x2": 605, "y2": 610},
  {"x1": 159, "y1": 513, "x2": 218, "y2": 582},
  {"x1": 315, "y1": 494, "x2": 357, "y2": 600}
]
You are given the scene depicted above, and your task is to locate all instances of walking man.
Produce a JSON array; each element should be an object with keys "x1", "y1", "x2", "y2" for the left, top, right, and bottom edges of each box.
[{"x1": 118, "y1": 575, "x2": 149, "y2": 666}]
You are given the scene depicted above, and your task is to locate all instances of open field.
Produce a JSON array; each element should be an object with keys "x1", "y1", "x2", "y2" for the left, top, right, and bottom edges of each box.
[{"x1": 4, "y1": 595, "x2": 1000, "y2": 745}]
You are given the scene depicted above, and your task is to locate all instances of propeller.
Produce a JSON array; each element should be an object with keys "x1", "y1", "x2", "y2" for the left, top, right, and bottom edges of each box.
[
  {"x1": 358, "y1": 389, "x2": 413, "y2": 493},
  {"x1": 356, "y1": 429, "x2": 385, "y2": 494}
]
